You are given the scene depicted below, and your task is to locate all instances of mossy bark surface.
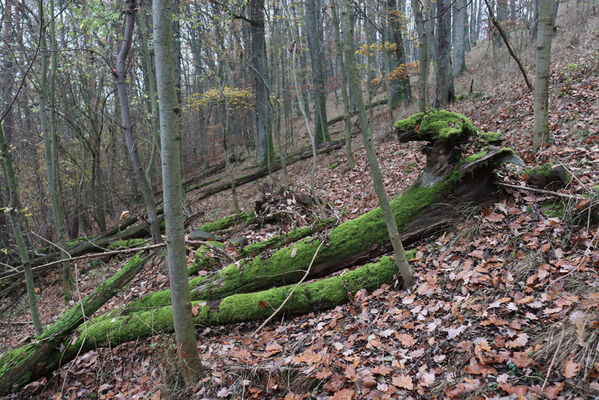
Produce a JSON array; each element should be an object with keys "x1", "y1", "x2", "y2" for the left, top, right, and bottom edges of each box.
[
  {"x1": 0, "y1": 253, "x2": 150, "y2": 396},
  {"x1": 60, "y1": 256, "x2": 408, "y2": 359}
]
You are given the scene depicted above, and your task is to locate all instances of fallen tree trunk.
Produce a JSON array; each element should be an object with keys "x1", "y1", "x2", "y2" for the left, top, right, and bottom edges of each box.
[
  {"x1": 124, "y1": 111, "x2": 519, "y2": 313},
  {"x1": 0, "y1": 252, "x2": 152, "y2": 396},
  {"x1": 190, "y1": 139, "x2": 346, "y2": 202},
  {"x1": 0, "y1": 111, "x2": 522, "y2": 396},
  {"x1": 17, "y1": 255, "x2": 403, "y2": 387},
  {"x1": 327, "y1": 97, "x2": 388, "y2": 125},
  {"x1": 0, "y1": 216, "x2": 163, "y2": 284}
]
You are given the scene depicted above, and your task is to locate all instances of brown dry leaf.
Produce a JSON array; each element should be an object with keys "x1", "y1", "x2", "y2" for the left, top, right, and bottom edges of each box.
[
  {"x1": 191, "y1": 305, "x2": 199, "y2": 316},
  {"x1": 465, "y1": 357, "x2": 498, "y2": 376},
  {"x1": 315, "y1": 369, "x2": 333, "y2": 379},
  {"x1": 264, "y1": 343, "x2": 283, "y2": 357},
  {"x1": 498, "y1": 382, "x2": 527, "y2": 396},
  {"x1": 445, "y1": 379, "x2": 481, "y2": 399},
  {"x1": 292, "y1": 349, "x2": 322, "y2": 365},
  {"x1": 420, "y1": 372, "x2": 435, "y2": 387},
  {"x1": 544, "y1": 381, "x2": 565, "y2": 399},
  {"x1": 485, "y1": 213, "x2": 505, "y2": 223},
  {"x1": 505, "y1": 333, "x2": 529, "y2": 349},
  {"x1": 344, "y1": 365, "x2": 358, "y2": 382},
  {"x1": 151, "y1": 390, "x2": 161, "y2": 400},
  {"x1": 391, "y1": 374, "x2": 413, "y2": 390},
  {"x1": 290, "y1": 247, "x2": 298, "y2": 258},
  {"x1": 371, "y1": 365, "x2": 392, "y2": 376},
  {"x1": 395, "y1": 333, "x2": 415, "y2": 347},
  {"x1": 563, "y1": 359, "x2": 580, "y2": 378},
  {"x1": 512, "y1": 351, "x2": 535, "y2": 368},
  {"x1": 357, "y1": 370, "x2": 377, "y2": 389},
  {"x1": 330, "y1": 388, "x2": 354, "y2": 400}
]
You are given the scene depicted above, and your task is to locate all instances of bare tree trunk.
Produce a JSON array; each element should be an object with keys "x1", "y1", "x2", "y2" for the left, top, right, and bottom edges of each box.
[
  {"x1": 340, "y1": 0, "x2": 413, "y2": 288},
  {"x1": 116, "y1": 0, "x2": 162, "y2": 245},
  {"x1": 153, "y1": 0, "x2": 202, "y2": 381},
  {"x1": 387, "y1": 0, "x2": 412, "y2": 106},
  {"x1": 305, "y1": 0, "x2": 330, "y2": 144},
  {"x1": 533, "y1": 0, "x2": 554, "y2": 148},
  {"x1": 40, "y1": 0, "x2": 73, "y2": 300},
  {"x1": 248, "y1": 0, "x2": 274, "y2": 165},
  {"x1": 433, "y1": 0, "x2": 455, "y2": 108},
  {"x1": 0, "y1": 122, "x2": 43, "y2": 335},
  {"x1": 412, "y1": 0, "x2": 429, "y2": 111},
  {"x1": 453, "y1": 0, "x2": 467, "y2": 76},
  {"x1": 330, "y1": 0, "x2": 355, "y2": 167}
]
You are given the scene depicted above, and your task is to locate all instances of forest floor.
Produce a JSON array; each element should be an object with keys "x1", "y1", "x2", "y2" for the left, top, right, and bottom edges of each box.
[{"x1": 2, "y1": 7, "x2": 599, "y2": 400}]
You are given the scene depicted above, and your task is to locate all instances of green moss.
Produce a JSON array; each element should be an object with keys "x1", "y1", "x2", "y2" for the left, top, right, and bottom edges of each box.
[
  {"x1": 542, "y1": 202, "x2": 565, "y2": 218},
  {"x1": 480, "y1": 132, "x2": 502, "y2": 144},
  {"x1": 106, "y1": 238, "x2": 146, "y2": 250},
  {"x1": 0, "y1": 253, "x2": 148, "y2": 392},
  {"x1": 239, "y1": 220, "x2": 334, "y2": 258},
  {"x1": 69, "y1": 256, "x2": 403, "y2": 351},
  {"x1": 187, "y1": 245, "x2": 223, "y2": 276},
  {"x1": 394, "y1": 110, "x2": 477, "y2": 141},
  {"x1": 190, "y1": 178, "x2": 452, "y2": 302},
  {"x1": 523, "y1": 163, "x2": 555, "y2": 179},
  {"x1": 329, "y1": 161, "x2": 342, "y2": 170},
  {"x1": 200, "y1": 212, "x2": 253, "y2": 232},
  {"x1": 462, "y1": 147, "x2": 516, "y2": 164}
]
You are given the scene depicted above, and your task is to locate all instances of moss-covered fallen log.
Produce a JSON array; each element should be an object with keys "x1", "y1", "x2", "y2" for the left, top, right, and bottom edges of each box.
[
  {"x1": 200, "y1": 212, "x2": 254, "y2": 233},
  {"x1": 125, "y1": 111, "x2": 518, "y2": 313},
  {"x1": 22, "y1": 255, "x2": 406, "y2": 386},
  {"x1": 0, "y1": 252, "x2": 151, "y2": 396},
  {"x1": 239, "y1": 218, "x2": 336, "y2": 258}
]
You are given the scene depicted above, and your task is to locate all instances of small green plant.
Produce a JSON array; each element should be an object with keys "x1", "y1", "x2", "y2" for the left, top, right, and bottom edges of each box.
[{"x1": 568, "y1": 63, "x2": 578, "y2": 71}]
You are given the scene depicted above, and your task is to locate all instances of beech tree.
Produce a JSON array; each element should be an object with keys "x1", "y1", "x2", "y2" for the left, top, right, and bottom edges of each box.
[
  {"x1": 115, "y1": 0, "x2": 162, "y2": 245},
  {"x1": 153, "y1": 0, "x2": 203, "y2": 380},
  {"x1": 533, "y1": 0, "x2": 554, "y2": 148},
  {"x1": 433, "y1": 0, "x2": 455, "y2": 108}
]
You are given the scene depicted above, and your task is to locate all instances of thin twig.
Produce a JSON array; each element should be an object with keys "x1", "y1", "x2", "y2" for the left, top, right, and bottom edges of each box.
[
  {"x1": 498, "y1": 182, "x2": 587, "y2": 201},
  {"x1": 252, "y1": 241, "x2": 324, "y2": 337},
  {"x1": 541, "y1": 329, "x2": 565, "y2": 393}
]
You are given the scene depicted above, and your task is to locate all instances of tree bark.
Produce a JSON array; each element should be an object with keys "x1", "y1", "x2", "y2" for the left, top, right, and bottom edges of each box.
[
  {"x1": 0, "y1": 122, "x2": 43, "y2": 335},
  {"x1": 305, "y1": 0, "x2": 331, "y2": 144},
  {"x1": 0, "y1": 253, "x2": 151, "y2": 396},
  {"x1": 387, "y1": 0, "x2": 412, "y2": 106},
  {"x1": 532, "y1": 0, "x2": 554, "y2": 149},
  {"x1": 248, "y1": 0, "x2": 274, "y2": 165},
  {"x1": 341, "y1": 0, "x2": 413, "y2": 288},
  {"x1": 330, "y1": 0, "x2": 355, "y2": 167},
  {"x1": 116, "y1": 0, "x2": 162, "y2": 245},
  {"x1": 412, "y1": 0, "x2": 429, "y2": 111},
  {"x1": 153, "y1": 0, "x2": 203, "y2": 381},
  {"x1": 433, "y1": 0, "x2": 455, "y2": 108},
  {"x1": 453, "y1": 0, "x2": 467, "y2": 76}
]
